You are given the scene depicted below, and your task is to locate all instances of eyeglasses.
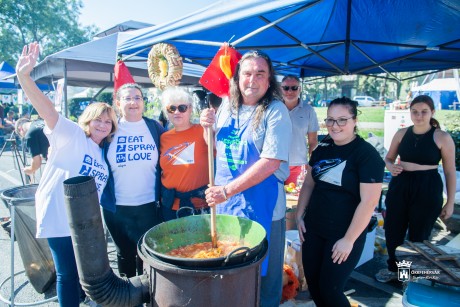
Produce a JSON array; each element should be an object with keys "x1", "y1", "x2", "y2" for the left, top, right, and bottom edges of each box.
[
  {"x1": 324, "y1": 117, "x2": 354, "y2": 127},
  {"x1": 122, "y1": 96, "x2": 143, "y2": 103},
  {"x1": 281, "y1": 86, "x2": 299, "y2": 91},
  {"x1": 166, "y1": 104, "x2": 189, "y2": 114}
]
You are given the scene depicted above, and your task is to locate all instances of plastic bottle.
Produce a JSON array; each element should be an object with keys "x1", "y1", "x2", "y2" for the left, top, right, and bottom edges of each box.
[{"x1": 296, "y1": 165, "x2": 306, "y2": 191}]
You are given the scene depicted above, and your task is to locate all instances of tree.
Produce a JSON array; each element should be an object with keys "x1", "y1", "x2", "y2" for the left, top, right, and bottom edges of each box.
[{"x1": 0, "y1": 0, "x2": 98, "y2": 64}]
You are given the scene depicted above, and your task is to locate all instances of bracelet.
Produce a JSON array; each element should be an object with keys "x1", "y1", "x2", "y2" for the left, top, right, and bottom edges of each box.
[{"x1": 222, "y1": 186, "x2": 228, "y2": 200}]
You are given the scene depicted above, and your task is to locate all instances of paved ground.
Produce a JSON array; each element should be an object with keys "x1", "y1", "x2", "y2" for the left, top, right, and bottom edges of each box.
[{"x1": 0, "y1": 146, "x2": 455, "y2": 307}]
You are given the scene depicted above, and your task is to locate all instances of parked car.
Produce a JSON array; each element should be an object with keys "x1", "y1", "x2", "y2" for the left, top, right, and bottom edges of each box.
[{"x1": 353, "y1": 96, "x2": 376, "y2": 107}]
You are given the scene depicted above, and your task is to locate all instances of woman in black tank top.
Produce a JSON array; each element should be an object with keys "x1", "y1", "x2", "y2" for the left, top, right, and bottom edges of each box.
[{"x1": 375, "y1": 95, "x2": 457, "y2": 283}]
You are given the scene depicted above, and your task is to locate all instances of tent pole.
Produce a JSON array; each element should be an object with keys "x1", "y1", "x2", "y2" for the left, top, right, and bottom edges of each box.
[
  {"x1": 64, "y1": 62, "x2": 68, "y2": 118},
  {"x1": 344, "y1": 0, "x2": 352, "y2": 73},
  {"x1": 351, "y1": 42, "x2": 400, "y2": 81},
  {"x1": 120, "y1": 46, "x2": 152, "y2": 61},
  {"x1": 453, "y1": 69, "x2": 460, "y2": 105},
  {"x1": 232, "y1": 1, "x2": 322, "y2": 46}
]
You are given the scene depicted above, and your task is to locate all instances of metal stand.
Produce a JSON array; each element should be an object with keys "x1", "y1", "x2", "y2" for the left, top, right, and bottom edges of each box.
[
  {"x1": 0, "y1": 203, "x2": 57, "y2": 306},
  {"x1": 0, "y1": 190, "x2": 57, "y2": 306},
  {"x1": 0, "y1": 131, "x2": 28, "y2": 186}
]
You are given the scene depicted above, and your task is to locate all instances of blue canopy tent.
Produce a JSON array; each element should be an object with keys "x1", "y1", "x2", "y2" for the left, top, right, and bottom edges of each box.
[
  {"x1": 1, "y1": 61, "x2": 50, "y2": 95},
  {"x1": 117, "y1": 0, "x2": 460, "y2": 81},
  {"x1": 0, "y1": 61, "x2": 17, "y2": 94}
]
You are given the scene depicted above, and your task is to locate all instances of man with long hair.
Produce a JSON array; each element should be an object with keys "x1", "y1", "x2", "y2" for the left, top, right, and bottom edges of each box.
[{"x1": 201, "y1": 50, "x2": 292, "y2": 306}]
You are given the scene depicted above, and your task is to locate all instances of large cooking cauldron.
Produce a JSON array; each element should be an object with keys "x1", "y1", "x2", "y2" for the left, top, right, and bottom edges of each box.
[
  {"x1": 139, "y1": 236, "x2": 268, "y2": 307},
  {"x1": 143, "y1": 214, "x2": 266, "y2": 268},
  {"x1": 63, "y1": 176, "x2": 268, "y2": 307}
]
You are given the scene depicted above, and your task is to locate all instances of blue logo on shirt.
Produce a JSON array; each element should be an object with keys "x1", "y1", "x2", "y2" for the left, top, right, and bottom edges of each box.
[
  {"x1": 79, "y1": 165, "x2": 92, "y2": 176},
  {"x1": 83, "y1": 154, "x2": 93, "y2": 165},
  {"x1": 116, "y1": 144, "x2": 126, "y2": 153},
  {"x1": 116, "y1": 154, "x2": 126, "y2": 163}
]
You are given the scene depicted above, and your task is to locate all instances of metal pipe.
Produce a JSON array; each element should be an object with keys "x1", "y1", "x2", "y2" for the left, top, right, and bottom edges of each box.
[{"x1": 63, "y1": 176, "x2": 150, "y2": 307}]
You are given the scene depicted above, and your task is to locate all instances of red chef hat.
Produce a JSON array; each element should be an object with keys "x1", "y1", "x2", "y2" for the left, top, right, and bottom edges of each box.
[
  {"x1": 114, "y1": 60, "x2": 135, "y2": 95},
  {"x1": 199, "y1": 44, "x2": 242, "y2": 98}
]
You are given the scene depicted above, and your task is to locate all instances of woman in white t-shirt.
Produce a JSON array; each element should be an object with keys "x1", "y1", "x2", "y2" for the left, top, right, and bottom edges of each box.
[
  {"x1": 101, "y1": 83, "x2": 164, "y2": 278},
  {"x1": 17, "y1": 43, "x2": 118, "y2": 307}
]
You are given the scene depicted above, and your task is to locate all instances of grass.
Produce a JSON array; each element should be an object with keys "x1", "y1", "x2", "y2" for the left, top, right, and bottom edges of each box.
[
  {"x1": 313, "y1": 107, "x2": 459, "y2": 124},
  {"x1": 314, "y1": 107, "x2": 460, "y2": 140}
]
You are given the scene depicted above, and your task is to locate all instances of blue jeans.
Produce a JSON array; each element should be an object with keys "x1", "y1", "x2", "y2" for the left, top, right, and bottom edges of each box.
[
  {"x1": 47, "y1": 236, "x2": 85, "y2": 307},
  {"x1": 260, "y1": 218, "x2": 285, "y2": 307}
]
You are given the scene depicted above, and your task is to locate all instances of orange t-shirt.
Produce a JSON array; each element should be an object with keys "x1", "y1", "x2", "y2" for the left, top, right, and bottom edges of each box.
[{"x1": 160, "y1": 124, "x2": 209, "y2": 210}]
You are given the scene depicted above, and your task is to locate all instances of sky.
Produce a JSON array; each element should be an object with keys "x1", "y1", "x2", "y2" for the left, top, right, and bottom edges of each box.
[{"x1": 79, "y1": 0, "x2": 216, "y2": 31}]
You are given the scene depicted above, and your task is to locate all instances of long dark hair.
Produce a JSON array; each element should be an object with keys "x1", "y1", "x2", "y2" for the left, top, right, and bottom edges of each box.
[
  {"x1": 410, "y1": 95, "x2": 440, "y2": 128},
  {"x1": 229, "y1": 50, "x2": 282, "y2": 128}
]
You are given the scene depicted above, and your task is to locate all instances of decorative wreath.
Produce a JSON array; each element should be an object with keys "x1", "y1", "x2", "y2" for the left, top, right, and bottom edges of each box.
[{"x1": 147, "y1": 43, "x2": 183, "y2": 90}]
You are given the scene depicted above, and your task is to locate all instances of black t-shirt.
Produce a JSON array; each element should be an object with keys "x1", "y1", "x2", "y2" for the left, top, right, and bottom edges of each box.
[
  {"x1": 25, "y1": 120, "x2": 50, "y2": 159},
  {"x1": 305, "y1": 135, "x2": 385, "y2": 238}
]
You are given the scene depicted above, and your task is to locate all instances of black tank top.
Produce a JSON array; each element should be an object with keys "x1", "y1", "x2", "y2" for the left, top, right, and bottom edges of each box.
[{"x1": 398, "y1": 126, "x2": 441, "y2": 165}]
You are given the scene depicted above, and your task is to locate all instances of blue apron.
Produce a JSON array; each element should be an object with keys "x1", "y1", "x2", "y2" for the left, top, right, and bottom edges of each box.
[{"x1": 215, "y1": 112, "x2": 279, "y2": 275}]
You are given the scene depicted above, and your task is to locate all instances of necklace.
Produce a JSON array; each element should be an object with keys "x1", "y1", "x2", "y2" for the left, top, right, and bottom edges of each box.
[
  {"x1": 236, "y1": 106, "x2": 257, "y2": 131},
  {"x1": 413, "y1": 127, "x2": 429, "y2": 148}
]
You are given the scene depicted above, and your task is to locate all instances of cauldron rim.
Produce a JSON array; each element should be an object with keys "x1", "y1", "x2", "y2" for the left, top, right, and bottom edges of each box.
[{"x1": 142, "y1": 214, "x2": 266, "y2": 268}]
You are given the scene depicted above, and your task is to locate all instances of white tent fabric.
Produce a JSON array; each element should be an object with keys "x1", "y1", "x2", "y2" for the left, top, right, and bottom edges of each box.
[{"x1": 411, "y1": 78, "x2": 459, "y2": 92}]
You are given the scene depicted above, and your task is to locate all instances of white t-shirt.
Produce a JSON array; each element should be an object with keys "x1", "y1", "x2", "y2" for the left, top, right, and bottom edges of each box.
[
  {"x1": 107, "y1": 118, "x2": 158, "y2": 206},
  {"x1": 35, "y1": 115, "x2": 109, "y2": 238}
]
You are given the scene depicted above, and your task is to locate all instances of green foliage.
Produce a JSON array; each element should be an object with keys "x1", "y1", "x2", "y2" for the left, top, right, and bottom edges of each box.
[
  {"x1": 96, "y1": 92, "x2": 114, "y2": 105},
  {"x1": 356, "y1": 75, "x2": 381, "y2": 98},
  {"x1": 443, "y1": 113, "x2": 460, "y2": 171},
  {"x1": 68, "y1": 97, "x2": 92, "y2": 119},
  {"x1": 357, "y1": 129, "x2": 384, "y2": 139},
  {"x1": 0, "y1": 0, "x2": 98, "y2": 64}
]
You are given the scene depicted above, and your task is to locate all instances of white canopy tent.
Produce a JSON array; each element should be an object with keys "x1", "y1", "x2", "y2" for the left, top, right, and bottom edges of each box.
[{"x1": 411, "y1": 78, "x2": 460, "y2": 109}]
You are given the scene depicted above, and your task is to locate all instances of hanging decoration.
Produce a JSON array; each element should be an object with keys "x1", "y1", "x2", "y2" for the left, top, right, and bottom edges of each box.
[
  {"x1": 147, "y1": 43, "x2": 183, "y2": 90},
  {"x1": 199, "y1": 42, "x2": 242, "y2": 98},
  {"x1": 114, "y1": 60, "x2": 135, "y2": 95}
]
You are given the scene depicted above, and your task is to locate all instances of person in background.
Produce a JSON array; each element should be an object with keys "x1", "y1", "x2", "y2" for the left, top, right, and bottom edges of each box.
[
  {"x1": 15, "y1": 117, "x2": 50, "y2": 177},
  {"x1": 375, "y1": 94, "x2": 456, "y2": 283},
  {"x1": 201, "y1": 50, "x2": 292, "y2": 307},
  {"x1": 101, "y1": 83, "x2": 165, "y2": 278},
  {"x1": 16, "y1": 42, "x2": 117, "y2": 306},
  {"x1": 160, "y1": 87, "x2": 209, "y2": 221},
  {"x1": 0, "y1": 102, "x2": 4, "y2": 126},
  {"x1": 281, "y1": 75, "x2": 319, "y2": 185},
  {"x1": 207, "y1": 92, "x2": 223, "y2": 111},
  {"x1": 296, "y1": 97, "x2": 384, "y2": 306},
  {"x1": 3, "y1": 110, "x2": 16, "y2": 132}
]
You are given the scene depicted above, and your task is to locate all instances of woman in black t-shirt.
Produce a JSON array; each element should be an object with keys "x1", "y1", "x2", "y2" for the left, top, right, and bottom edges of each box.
[{"x1": 296, "y1": 97, "x2": 384, "y2": 306}]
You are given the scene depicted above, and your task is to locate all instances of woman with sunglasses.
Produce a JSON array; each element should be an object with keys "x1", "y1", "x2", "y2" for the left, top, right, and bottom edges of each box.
[
  {"x1": 159, "y1": 87, "x2": 210, "y2": 221},
  {"x1": 295, "y1": 97, "x2": 384, "y2": 306},
  {"x1": 101, "y1": 83, "x2": 165, "y2": 278}
]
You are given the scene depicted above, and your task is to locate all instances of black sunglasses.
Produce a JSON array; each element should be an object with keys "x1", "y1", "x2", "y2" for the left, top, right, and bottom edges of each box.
[
  {"x1": 166, "y1": 104, "x2": 189, "y2": 114},
  {"x1": 281, "y1": 86, "x2": 299, "y2": 91}
]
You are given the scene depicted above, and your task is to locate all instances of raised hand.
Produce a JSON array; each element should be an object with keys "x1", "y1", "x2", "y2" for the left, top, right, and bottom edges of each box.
[{"x1": 16, "y1": 42, "x2": 40, "y2": 77}]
